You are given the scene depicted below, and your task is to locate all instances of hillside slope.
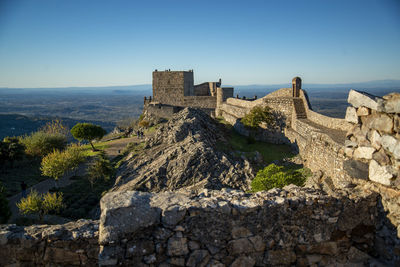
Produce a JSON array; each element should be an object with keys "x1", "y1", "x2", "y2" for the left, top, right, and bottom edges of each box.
[{"x1": 112, "y1": 108, "x2": 254, "y2": 192}]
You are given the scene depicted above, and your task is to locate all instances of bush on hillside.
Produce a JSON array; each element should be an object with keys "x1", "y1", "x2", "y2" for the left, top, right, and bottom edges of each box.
[
  {"x1": 0, "y1": 137, "x2": 25, "y2": 168},
  {"x1": 0, "y1": 182, "x2": 11, "y2": 223},
  {"x1": 40, "y1": 119, "x2": 70, "y2": 137},
  {"x1": 20, "y1": 131, "x2": 67, "y2": 157},
  {"x1": 87, "y1": 153, "x2": 114, "y2": 188},
  {"x1": 241, "y1": 105, "x2": 274, "y2": 129},
  {"x1": 41, "y1": 145, "x2": 86, "y2": 186},
  {"x1": 251, "y1": 163, "x2": 306, "y2": 192},
  {"x1": 17, "y1": 190, "x2": 63, "y2": 222}
]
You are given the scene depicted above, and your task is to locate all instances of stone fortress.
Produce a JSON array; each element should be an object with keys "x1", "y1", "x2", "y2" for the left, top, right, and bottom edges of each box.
[
  {"x1": 1, "y1": 70, "x2": 400, "y2": 266},
  {"x1": 143, "y1": 69, "x2": 233, "y2": 118}
]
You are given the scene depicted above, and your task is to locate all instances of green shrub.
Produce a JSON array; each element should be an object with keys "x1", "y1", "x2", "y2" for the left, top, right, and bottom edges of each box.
[
  {"x1": 251, "y1": 164, "x2": 306, "y2": 192},
  {"x1": 17, "y1": 190, "x2": 63, "y2": 222},
  {"x1": 20, "y1": 131, "x2": 67, "y2": 157},
  {"x1": 87, "y1": 154, "x2": 114, "y2": 188},
  {"x1": 0, "y1": 182, "x2": 11, "y2": 223},
  {"x1": 241, "y1": 105, "x2": 274, "y2": 129},
  {"x1": 40, "y1": 145, "x2": 86, "y2": 185}
]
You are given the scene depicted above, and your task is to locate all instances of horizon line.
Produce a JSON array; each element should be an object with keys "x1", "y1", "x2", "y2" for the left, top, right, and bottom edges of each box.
[{"x1": 1, "y1": 79, "x2": 400, "y2": 89}]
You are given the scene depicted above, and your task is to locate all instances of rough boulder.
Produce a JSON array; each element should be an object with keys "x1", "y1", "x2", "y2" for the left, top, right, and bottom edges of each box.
[{"x1": 112, "y1": 108, "x2": 254, "y2": 193}]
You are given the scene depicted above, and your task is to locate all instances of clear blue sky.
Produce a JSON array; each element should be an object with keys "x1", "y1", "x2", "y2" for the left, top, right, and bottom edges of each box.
[{"x1": 0, "y1": 0, "x2": 399, "y2": 87}]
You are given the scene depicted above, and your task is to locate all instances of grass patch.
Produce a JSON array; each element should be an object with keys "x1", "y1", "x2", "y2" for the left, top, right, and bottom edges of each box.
[
  {"x1": 0, "y1": 158, "x2": 48, "y2": 197},
  {"x1": 217, "y1": 118, "x2": 294, "y2": 165},
  {"x1": 80, "y1": 141, "x2": 110, "y2": 157}
]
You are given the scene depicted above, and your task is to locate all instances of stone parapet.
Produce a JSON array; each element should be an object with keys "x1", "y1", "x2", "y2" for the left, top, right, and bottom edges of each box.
[
  {"x1": 98, "y1": 187, "x2": 387, "y2": 266},
  {"x1": 0, "y1": 219, "x2": 99, "y2": 267}
]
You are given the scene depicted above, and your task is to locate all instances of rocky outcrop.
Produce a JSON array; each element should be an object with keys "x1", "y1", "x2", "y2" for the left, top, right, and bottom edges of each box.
[
  {"x1": 99, "y1": 186, "x2": 393, "y2": 266},
  {"x1": 112, "y1": 108, "x2": 254, "y2": 193},
  {"x1": 0, "y1": 219, "x2": 99, "y2": 266}
]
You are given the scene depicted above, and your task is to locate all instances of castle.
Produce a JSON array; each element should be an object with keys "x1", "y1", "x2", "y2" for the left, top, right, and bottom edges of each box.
[{"x1": 144, "y1": 69, "x2": 233, "y2": 118}]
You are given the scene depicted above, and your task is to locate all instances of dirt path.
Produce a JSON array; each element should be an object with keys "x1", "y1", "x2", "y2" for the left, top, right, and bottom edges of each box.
[
  {"x1": 103, "y1": 136, "x2": 139, "y2": 159},
  {"x1": 7, "y1": 163, "x2": 87, "y2": 222}
]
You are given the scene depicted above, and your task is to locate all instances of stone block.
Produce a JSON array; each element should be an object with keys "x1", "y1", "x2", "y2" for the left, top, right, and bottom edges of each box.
[
  {"x1": 356, "y1": 106, "x2": 370, "y2": 116},
  {"x1": 347, "y1": 89, "x2": 380, "y2": 110},
  {"x1": 369, "y1": 160, "x2": 393, "y2": 186},
  {"x1": 383, "y1": 93, "x2": 400, "y2": 113},
  {"x1": 373, "y1": 149, "x2": 391, "y2": 166},
  {"x1": 266, "y1": 249, "x2": 296, "y2": 265},
  {"x1": 343, "y1": 160, "x2": 369, "y2": 180},
  {"x1": 186, "y1": 250, "x2": 210, "y2": 267},
  {"x1": 362, "y1": 113, "x2": 393, "y2": 134},
  {"x1": 353, "y1": 146, "x2": 375, "y2": 160},
  {"x1": 167, "y1": 237, "x2": 189, "y2": 256},
  {"x1": 381, "y1": 135, "x2": 399, "y2": 156},
  {"x1": 345, "y1": 107, "x2": 358, "y2": 123},
  {"x1": 231, "y1": 227, "x2": 252, "y2": 239},
  {"x1": 231, "y1": 256, "x2": 255, "y2": 267},
  {"x1": 227, "y1": 238, "x2": 254, "y2": 255},
  {"x1": 368, "y1": 130, "x2": 381, "y2": 150},
  {"x1": 99, "y1": 191, "x2": 161, "y2": 245}
]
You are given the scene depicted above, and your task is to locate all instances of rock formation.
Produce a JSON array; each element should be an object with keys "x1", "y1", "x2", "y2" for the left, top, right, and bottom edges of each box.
[{"x1": 112, "y1": 108, "x2": 254, "y2": 193}]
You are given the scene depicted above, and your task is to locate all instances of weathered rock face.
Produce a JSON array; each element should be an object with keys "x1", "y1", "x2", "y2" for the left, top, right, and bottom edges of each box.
[
  {"x1": 112, "y1": 108, "x2": 254, "y2": 193},
  {"x1": 344, "y1": 90, "x2": 400, "y2": 253},
  {"x1": 0, "y1": 220, "x2": 99, "y2": 267},
  {"x1": 99, "y1": 186, "x2": 394, "y2": 266}
]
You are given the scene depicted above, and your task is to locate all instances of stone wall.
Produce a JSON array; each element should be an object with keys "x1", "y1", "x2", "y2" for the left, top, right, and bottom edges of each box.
[
  {"x1": 0, "y1": 220, "x2": 99, "y2": 267},
  {"x1": 344, "y1": 90, "x2": 400, "y2": 235},
  {"x1": 143, "y1": 103, "x2": 184, "y2": 120},
  {"x1": 286, "y1": 120, "x2": 351, "y2": 188},
  {"x1": 98, "y1": 187, "x2": 387, "y2": 266},
  {"x1": 183, "y1": 96, "x2": 217, "y2": 109}
]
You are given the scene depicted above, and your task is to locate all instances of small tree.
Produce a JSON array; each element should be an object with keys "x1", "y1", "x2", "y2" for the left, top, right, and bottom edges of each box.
[
  {"x1": 17, "y1": 190, "x2": 63, "y2": 222},
  {"x1": 251, "y1": 164, "x2": 305, "y2": 192},
  {"x1": 241, "y1": 105, "x2": 274, "y2": 129},
  {"x1": 87, "y1": 153, "x2": 113, "y2": 189},
  {"x1": 70, "y1": 123, "x2": 106, "y2": 151},
  {"x1": 0, "y1": 182, "x2": 11, "y2": 223}
]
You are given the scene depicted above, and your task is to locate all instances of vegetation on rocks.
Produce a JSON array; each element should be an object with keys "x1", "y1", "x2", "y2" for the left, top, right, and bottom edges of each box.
[
  {"x1": 241, "y1": 105, "x2": 274, "y2": 128},
  {"x1": 251, "y1": 163, "x2": 307, "y2": 192}
]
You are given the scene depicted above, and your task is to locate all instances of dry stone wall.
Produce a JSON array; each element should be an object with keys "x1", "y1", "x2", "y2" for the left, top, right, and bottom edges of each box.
[
  {"x1": 344, "y1": 90, "x2": 400, "y2": 235},
  {"x1": 0, "y1": 220, "x2": 99, "y2": 267},
  {"x1": 98, "y1": 186, "x2": 385, "y2": 266}
]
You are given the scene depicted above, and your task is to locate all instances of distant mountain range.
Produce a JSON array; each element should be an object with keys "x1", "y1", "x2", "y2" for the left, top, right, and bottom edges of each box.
[{"x1": 1, "y1": 79, "x2": 399, "y2": 94}]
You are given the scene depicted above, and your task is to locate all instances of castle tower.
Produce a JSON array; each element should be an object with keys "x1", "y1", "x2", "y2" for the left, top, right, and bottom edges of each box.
[
  {"x1": 292, "y1": 77, "x2": 301, "y2": 97},
  {"x1": 216, "y1": 87, "x2": 234, "y2": 117},
  {"x1": 152, "y1": 70, "x2": 194, "y2": 106}
]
